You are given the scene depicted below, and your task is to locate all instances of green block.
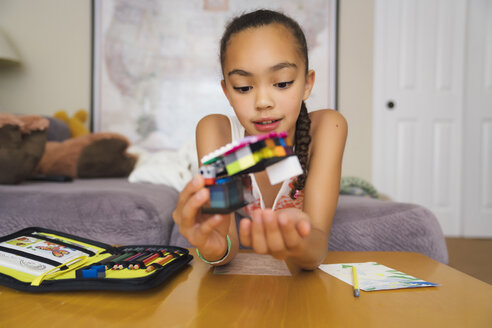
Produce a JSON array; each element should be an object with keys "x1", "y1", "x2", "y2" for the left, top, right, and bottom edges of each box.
[{"x1": 226, "y1": 161, "x2": 241, "y2": 175}]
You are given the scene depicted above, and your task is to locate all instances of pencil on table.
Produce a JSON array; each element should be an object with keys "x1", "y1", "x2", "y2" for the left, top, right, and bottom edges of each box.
[{"x1": 352, "y1": 266, "x2": 360, "y2": 297}]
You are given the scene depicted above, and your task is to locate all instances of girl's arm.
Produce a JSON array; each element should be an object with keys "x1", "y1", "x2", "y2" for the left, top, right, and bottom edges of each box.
[
  {"x1": 193, "y1": 114, "x2": 240, "y2": 264},
  {"x1": 292, "y1": 109, "x2": 347, "y2": 268}
]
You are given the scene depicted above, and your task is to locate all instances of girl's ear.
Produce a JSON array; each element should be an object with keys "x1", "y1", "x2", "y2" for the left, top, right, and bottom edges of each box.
[
  {"x1": 302, "y1": 69, "x2": 316, "y2": 101},
  {"x1": 221, "y1": 80, "x2": 233, "y2": 106}
]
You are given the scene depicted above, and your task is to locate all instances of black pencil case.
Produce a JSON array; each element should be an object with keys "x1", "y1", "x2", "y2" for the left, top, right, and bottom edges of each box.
[{"x1": 0, "y1": 227, "x2": 193, "y2": 292}]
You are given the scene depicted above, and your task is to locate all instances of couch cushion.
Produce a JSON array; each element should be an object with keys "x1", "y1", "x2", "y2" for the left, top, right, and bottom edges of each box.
[
  {"x1": 328, "y1": 196, "x2": 448, "y2": 263},
  {"x1": 0, "y1": 178, "x2": 178, "y2": 245}
]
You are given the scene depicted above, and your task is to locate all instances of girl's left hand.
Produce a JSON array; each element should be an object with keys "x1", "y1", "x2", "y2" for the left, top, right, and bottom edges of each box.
[{"x1": 238, "y1": 208, "x2": 311, "y2": 259}]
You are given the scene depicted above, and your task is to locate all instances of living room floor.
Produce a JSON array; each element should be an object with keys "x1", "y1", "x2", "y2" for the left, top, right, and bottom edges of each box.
[{"x1": 445, "y1": 238, "x2": 492, "y2": 285}]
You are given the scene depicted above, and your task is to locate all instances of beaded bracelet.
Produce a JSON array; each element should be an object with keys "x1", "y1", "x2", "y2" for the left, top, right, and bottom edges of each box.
[{"x1": 196, "y1": 235, "x2": 231, "y2": 265}]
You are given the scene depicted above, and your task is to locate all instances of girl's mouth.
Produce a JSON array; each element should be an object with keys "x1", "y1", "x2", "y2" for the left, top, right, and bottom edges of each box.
[{"x1": 253, "y1": 118, "x2": 282, "y2": 132}]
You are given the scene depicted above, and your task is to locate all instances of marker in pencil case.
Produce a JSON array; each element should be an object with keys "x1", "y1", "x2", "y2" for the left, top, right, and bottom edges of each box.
[
  {"x1": 199, "y1": 131, "x2": 302, "y2": 214},
  {"x1": 97, "y1": 253, "x2": 122, "y2": 268}
]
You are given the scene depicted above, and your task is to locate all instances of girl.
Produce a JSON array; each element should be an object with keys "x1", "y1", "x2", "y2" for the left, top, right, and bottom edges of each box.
[{"x1": 172, "y1": 9, "x2": 347, "y2": 270}]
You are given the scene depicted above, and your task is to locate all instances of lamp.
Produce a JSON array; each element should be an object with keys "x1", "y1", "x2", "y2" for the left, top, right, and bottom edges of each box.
[{"x1": 0, "y1": 29, "x2": 20, "y2": 66}]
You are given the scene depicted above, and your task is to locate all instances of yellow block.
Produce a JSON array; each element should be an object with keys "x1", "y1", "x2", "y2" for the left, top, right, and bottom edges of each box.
[
  {"x1": 261, "y1": 147, "x2": 274, "y2": 158},
  {"x1": 239, "y1": 154, "x2": 256, "y2": 170}
]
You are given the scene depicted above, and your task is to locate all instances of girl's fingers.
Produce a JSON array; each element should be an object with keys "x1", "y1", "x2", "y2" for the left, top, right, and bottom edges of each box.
[
  {"x1": 176, "y1": 175, "x2": 204, "y2": 215},
  {"x1": 251, "y1": 210, "x2": 268, "y2": 254},
  {"x1": 180, "y1": 188, "x2": 209, "y2": 229},
  {"x1": 239, "y1": 218, "x2": 252, "y2": 247},
  {"x1": 278, "y1": 214, "x2": 302, "y2": 249},
  {"x1": 263, "y1": 209, "x2": 286, "y2": 253},
  {"x1": 197, "y1": 214, "x2": 225, "y2": 237},
  {"x1": 296, "y1": 219, "x2": 311, "y2": 238}
]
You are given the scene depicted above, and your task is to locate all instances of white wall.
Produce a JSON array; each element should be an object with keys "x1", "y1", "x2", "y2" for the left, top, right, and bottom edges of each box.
[
  {"x1": 0, "y1": 0, "x2": 91, "y2": 118},
  {"x1": 338, "y1": 0, "x2": 374, "y2": 182}
]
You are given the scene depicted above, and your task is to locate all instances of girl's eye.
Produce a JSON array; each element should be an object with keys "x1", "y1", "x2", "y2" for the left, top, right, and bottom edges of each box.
[
  {"x1": 233, "y1": 86, "x2": 252, "y2": 93},
  {"x1": 275, "y1": 81, "x2": 294, "y2": 89}
]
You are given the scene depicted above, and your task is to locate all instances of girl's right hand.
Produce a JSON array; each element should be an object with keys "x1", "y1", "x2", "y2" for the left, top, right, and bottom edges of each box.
[{"x1": 172, "y1": 175, "x2": 231, "y2": 262}]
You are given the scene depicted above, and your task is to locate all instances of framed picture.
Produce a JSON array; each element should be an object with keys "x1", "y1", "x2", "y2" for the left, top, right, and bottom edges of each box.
[{"x1": 92, "y1": 0, "x2": 338, "y2": 150}]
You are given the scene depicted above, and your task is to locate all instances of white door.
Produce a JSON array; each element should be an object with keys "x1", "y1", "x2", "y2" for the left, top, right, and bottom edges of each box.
[
  {"x1": 373, "y1": 0, "x2": 467, "y2": 236},
  {"x1": 463, "y1": 0, "x2": 492, "y2": 237}
]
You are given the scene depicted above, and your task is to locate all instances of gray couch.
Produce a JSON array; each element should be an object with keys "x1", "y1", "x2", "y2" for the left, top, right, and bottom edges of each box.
[{"x1": 0, "y1": 178, "x2": 448, "y2": 264}]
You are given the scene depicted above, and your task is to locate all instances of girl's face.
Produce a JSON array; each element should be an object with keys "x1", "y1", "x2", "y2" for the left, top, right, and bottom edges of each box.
[{"x1": 221, "y1": 24, "x2": 315, "y2": 139}]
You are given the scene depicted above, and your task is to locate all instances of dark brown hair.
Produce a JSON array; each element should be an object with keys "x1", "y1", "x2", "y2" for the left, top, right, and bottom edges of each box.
[{"x1": 219, "y1": 9, "x2": 312, "y2": 199}]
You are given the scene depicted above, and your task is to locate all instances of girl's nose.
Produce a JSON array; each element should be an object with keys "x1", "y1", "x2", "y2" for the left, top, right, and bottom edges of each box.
[{"x1": 255, "y1": 86, "x2": 274, "y2": 111}]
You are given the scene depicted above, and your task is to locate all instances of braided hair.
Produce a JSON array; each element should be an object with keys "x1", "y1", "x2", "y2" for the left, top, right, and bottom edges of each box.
[
  {"x1": 219, "y1": 9, "x2": 312, "y2": 199},
  {"x1": 290, "y1": 101, "x2": 311, "y2": 199}
]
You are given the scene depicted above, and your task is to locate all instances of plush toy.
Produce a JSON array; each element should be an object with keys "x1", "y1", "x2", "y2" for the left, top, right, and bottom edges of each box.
[
  {"x1": 35, "y1": 132, "x2": 138, "y2": 178},
  {"x1": 53, "y1": 109, "x2": 89, "y2": 138},
  {"x1": 0, "y1": 113, "x2": 49, "y2": 184}
]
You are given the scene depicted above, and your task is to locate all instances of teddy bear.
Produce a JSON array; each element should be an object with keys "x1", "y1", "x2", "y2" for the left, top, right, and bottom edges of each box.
[
  {"x1": 0, "y1": 112, "x2": 138, "y2": 183},
  {"x1": 34, "y1": 132, "x2": 138, "y2": 178},
  {"x1": 0, "y1": 113, "x2": 49, "y2": 184},
  {"x1": 53, "y1": 109, "x2": 89, "y2": 138},
  {"x1": 37, "y1": 110, "x2": 137, "y2": 179}
]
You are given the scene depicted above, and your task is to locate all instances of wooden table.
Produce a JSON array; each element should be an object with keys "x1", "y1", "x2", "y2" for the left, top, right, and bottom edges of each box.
[{"x1": 1, "y1": 251, "x2": 491, "y2": 327}]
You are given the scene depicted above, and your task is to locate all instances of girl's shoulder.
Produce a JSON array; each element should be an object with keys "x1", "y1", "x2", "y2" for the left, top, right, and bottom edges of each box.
[
  {"x1": 308, "y1": 109, "x2": 348, "y2": 136},
  {"x1": 306, "y1": 109, "x2": 347, "y2": 171},
  {"x1": 196, "y1": 114, "x2": 231, "y2": 138},
  {"x1": 196, "y1": 114, "x2": 232, "y2": 159},
  {"x1": 197, "y1": 113, "x2": 230, "y2": 130}
]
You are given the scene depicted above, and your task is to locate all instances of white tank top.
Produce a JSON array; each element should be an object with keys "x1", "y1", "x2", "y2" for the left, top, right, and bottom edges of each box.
[{"x1": 227, "y1": 116, "x2": 304, "y2": 213}]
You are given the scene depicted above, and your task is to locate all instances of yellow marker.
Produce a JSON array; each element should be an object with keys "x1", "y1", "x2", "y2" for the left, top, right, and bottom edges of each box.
[{"x1": 352, "y1": 266, "x2": 360, "y2": 297}]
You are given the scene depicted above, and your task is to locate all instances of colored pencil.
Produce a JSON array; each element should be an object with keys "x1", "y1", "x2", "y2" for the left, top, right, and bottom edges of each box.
[
  {"x1": 109, "y1": 252, "x2": 136, "y2": 269},
  {"x1": 142, "y1": 252, "x2": 160, "y2": 265},
  {"x1": 132, "y1": 251, "x2": 162, "y2": 270},
  {"x1": 352, "y1": 266, "x2": 360, "y2": 297},
  {"x1": 112, "y1": 252, "x2": 142, "y2": 270},
  {"x1": 116, "y1": 252, "x2": 146, "y2": 270},
  {"x1": 132, "y1": 252, "x2": 166, "y2": 270},
  {"x1": 145, "y1": 254, "x2": 174, "y2": 273},
  {"x1": 125, "y1": 251, "x2": 152, "y2": 269},
  {"x1": 125, "y1": 252, "x2": 146, "y2": 262}
]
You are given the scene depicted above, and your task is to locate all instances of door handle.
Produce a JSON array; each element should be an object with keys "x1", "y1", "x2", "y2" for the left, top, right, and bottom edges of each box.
[{"x1": 387, "y1": 101, "x2": 395, "y2": 110}]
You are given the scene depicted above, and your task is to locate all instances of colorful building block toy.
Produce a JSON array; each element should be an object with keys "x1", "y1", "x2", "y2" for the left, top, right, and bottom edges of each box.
[{"x1": 199, "y1": 131, "x2": 302, "y2": 214}]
